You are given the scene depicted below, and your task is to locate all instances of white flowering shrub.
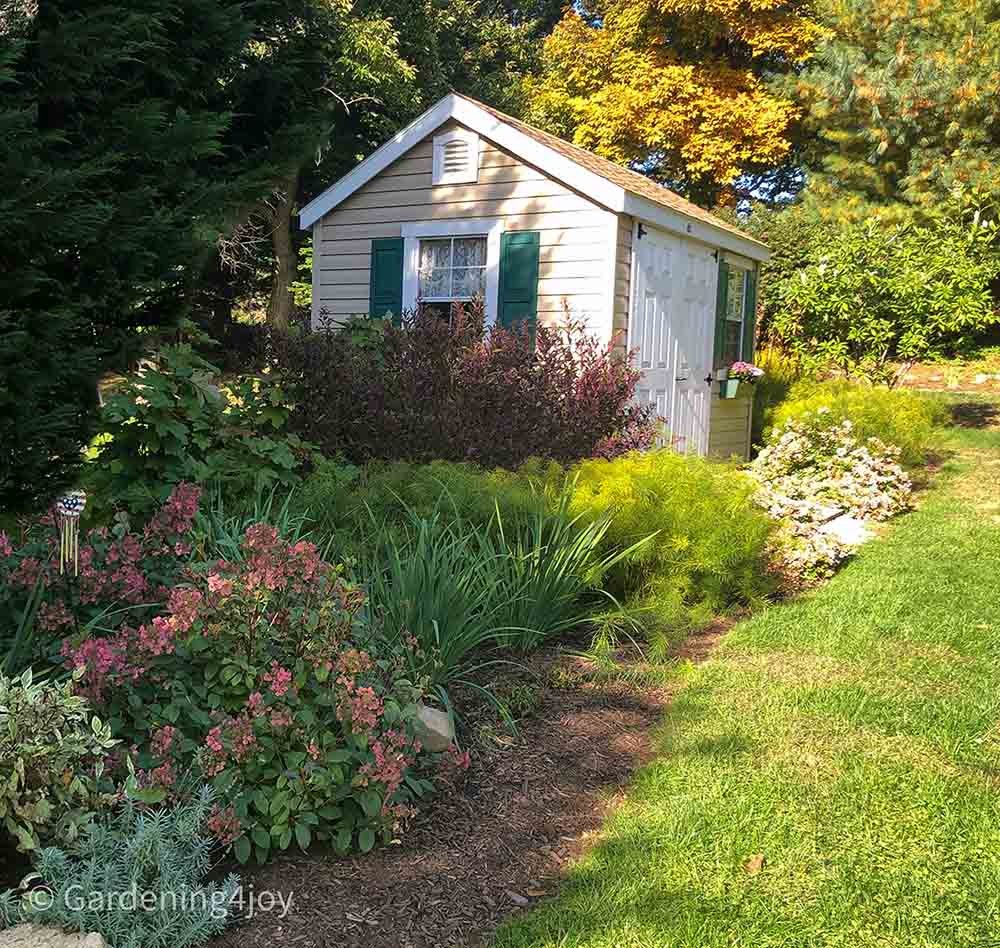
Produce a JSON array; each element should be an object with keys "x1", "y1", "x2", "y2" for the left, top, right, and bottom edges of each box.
[
  {"x1": 776, "y1": 530, "x2": 853, "y2": 584},
  {"x1": 751, "y1": 408, "x2": 912, "y2": 583}
]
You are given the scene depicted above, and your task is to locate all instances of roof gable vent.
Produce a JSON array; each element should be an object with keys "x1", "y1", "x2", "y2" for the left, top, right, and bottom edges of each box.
[{"x1": 432, "y1": 129, "x2": 480, "y2": 185}]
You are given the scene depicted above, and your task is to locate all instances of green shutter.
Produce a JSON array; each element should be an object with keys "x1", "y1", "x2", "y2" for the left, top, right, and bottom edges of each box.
[
  {"x1": 741, "y1": 266, "x2": 757, "y2": 362},
  {"x1": 712, "y1": 256, "x2": 729, "y2": 369},
  {"x1": 368, "y1": 237, "x2": 403, "y2": 322},
  {"x1": 498, "y1": 231, "x2": 540, "y2": 330}
]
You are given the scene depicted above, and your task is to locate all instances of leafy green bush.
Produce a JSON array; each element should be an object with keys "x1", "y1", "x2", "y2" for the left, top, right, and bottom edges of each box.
[
  {"x1": 773, "y1": 215, "x2": 1000, "y2": 385},
  {"x1": 0, "y1": 786, "x2": 240, "y2": 946},
  {"x1": 86, "y1": 343, "x2": 313, "y2": 518},
  {"x1": 0, "y1": 669, "x2": 117, "y2": 853},
  {"x1": 768, "y1": 380, "x2": 944, "y2": 466},
  {"x1": 554, "y1": 452, "x2": 775, "y2": 633}
]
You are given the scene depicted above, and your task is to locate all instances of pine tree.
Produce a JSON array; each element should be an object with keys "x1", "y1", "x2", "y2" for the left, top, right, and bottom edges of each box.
[
  {"x1": 0, "y1": 1, "x2": 379, "y2": 512},
  {"x1": 789, "y1": 0, "x2": 1000, "y2": 222}
]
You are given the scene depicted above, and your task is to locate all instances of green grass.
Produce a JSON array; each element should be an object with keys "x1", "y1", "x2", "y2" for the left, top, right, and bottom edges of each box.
[{"x1": 495, "y1": 398, "x2": 1000, "y2": 948}]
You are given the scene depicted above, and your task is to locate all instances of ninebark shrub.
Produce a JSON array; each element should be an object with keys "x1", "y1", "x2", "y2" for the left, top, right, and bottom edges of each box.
[{"x1": 273, "y1": 304, "x2": 655, "y2": 469}]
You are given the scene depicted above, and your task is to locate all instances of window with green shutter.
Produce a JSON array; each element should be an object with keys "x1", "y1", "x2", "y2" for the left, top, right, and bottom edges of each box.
[
  {"x1": 497, "y1": 231, "x2": 540, "y2": 330},
  {"x1": 369, "y1": 237, "x2": 404, "y2": 321},
  {"x1": 713, "y1": 258, "x2": 756, "y2": 367},
  {"x1": 741, "y1": 267, "x2": 757, "y2": 363}
]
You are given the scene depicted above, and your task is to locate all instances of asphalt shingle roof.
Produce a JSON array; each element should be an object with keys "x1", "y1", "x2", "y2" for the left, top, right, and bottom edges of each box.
[{"x1": 456, "y1": 93, "x2": 765, "y2": 250}]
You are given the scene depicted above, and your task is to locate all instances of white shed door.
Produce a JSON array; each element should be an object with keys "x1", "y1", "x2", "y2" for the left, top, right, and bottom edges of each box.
[{"x1": 630, "y1": 225, "x2": 716, "y2": 455}]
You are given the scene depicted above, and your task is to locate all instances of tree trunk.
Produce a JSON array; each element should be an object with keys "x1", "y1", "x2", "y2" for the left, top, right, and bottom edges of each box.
[{"x1": 267, "y1": 169, "x2": 299, "y2": 332}]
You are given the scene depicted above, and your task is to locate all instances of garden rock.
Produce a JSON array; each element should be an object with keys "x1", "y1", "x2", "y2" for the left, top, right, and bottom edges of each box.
[
  {"x1": 415, "y1": 703, "x2": 454, "y2": 752},
  {"x1": 813, "y1": 504, "x2": 843, "y2": 523},
  {"x1": 0, "y1": 925, "x2": 106, "y2": 948},
  {"x1": 818, "y1": 514, "x2": 875, "y2": 547}
]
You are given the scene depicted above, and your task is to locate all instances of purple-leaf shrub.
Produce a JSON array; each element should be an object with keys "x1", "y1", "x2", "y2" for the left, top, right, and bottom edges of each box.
[{"x1": 273, "y1": 302, "x2": 655, "y2": 468}]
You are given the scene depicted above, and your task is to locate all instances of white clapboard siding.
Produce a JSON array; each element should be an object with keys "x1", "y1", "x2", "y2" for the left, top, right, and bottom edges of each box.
[
  {"x1": 612, "y1": 215, "x2": 633, "y2": 349},
  {"x1": 312, "y1": 118, "x2": 615, "y2": 325},
  {"x1": 339, "y1": 178, "x2": 581, "y2": 212}
]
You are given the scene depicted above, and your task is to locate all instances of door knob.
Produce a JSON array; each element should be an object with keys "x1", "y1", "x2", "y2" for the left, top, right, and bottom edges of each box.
[{"x1": 703, "y1": 374, "x2": 713, "y2": 385}]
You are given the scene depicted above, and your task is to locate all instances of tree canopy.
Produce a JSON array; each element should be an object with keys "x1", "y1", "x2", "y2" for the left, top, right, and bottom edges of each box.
[
  {"x1": 524, "y1": 0, "x2": 825, "y2": 204},
  {"x1": 788, "y1": 0, "x2": 1000, "y2": 222},
  {"x1": 0, "y1": 0, "x2": 406, "y2": 512}
]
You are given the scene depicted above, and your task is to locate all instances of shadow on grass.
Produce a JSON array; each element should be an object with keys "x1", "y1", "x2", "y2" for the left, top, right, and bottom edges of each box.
[{"x1": 948, "y1": 401, "x2": 1000, "y2": 429}]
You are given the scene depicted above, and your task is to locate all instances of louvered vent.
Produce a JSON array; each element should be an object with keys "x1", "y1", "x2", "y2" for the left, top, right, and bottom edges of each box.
[
  {"x1": 442, "y1": 139, "x2": 469, "y2": 175},
  {"x1": 432, "y1": 131, "x2": 479, "y2": 185}
]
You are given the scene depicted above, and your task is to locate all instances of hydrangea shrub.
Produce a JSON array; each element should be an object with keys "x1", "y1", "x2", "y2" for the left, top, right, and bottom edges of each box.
[
  {"x1": 0, "y1": 484, "x2": 201, "y2": 673},
  {"x1": 62, "y1": 519, "x2": 450, "y2": 864}
]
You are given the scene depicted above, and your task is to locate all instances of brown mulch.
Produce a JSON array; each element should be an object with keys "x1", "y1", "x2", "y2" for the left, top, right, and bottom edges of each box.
[{"x1": 212, "y1": 628, "x2": 728, "y2": 948}]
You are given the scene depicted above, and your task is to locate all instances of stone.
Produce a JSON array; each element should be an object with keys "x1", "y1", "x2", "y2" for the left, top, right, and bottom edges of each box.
[
  {"x1": 0, "y1": 925, "x2": 107, "y2": 948},
  {"x1": 812, "y1": 504, "x2": 843, "y2": 523},
  {"x1": 974, "y1": 373, "x2": 989, "y2": 385},
  {"x1": 818, "y1": 514, "x2": 875, "y2": 547},
  {"x1": 414, "y1": 703, "x2": 454, "y2": 752}
]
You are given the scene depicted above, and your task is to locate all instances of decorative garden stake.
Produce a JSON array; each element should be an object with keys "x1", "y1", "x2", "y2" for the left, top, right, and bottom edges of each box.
[{"x1": 55, "y1": 490, "x2": 87, "y2": 575}]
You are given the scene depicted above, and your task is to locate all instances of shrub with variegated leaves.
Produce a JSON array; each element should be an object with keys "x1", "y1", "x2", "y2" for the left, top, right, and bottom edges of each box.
[
  {"x1": 0, "y1": 669, "x2": 117, "y2": 853},
  {"x1": 750, "y1": 408, "x2": 912, "y2": 583}
]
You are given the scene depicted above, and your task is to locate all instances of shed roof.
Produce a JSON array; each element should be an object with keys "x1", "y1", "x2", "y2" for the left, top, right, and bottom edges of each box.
[
  {"x1": 299, "y1": 93, "x2": 768, "y2": 261},
  {"x1": 455, "y1": 94, "x2": 762, "y2": 250}
]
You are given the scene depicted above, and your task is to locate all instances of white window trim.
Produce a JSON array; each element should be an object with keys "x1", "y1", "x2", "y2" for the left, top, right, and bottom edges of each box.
[
  {"x1": 723, "y1": 261, "x2": 751, "y2": 366},
  {"x1": 402, "y1": 218, "x2": 503, "y2": 325},
  {"x1": 432, "y1": 128, "x2": 480, "y2": 186}
]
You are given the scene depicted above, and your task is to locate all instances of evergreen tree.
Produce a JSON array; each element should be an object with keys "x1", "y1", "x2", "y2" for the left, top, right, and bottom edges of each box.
[
  {"x1": 789, "y1": 0, "x2": 1000, "y2": 222},
  {"x1": 1, "y1": 0, "x2": 388, "y2": 512}
]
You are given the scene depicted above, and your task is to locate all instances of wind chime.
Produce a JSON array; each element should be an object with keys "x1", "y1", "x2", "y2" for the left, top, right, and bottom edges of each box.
[{"x1": 55, "y1": 490, "x2": 87, "y2": 575}]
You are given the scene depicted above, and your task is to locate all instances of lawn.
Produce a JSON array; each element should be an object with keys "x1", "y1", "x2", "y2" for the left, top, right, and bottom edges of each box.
[{"x1": 495, "y1": 398, "x2": 1000, "y2": 948}]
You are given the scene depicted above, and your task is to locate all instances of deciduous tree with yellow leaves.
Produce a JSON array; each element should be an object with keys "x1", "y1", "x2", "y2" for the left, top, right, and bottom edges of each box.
[{"x1": 526, "y1": 0, "x2": 825, "y2": 204}]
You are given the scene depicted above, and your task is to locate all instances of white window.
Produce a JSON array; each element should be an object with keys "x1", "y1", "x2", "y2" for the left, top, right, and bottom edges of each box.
[
  {"x1": 418, "y1": 237, "x2": 487, "y2": 304},
  {"x1": 402, "y1": 218, "x2": 502, "y2": 324},
  {"x1": 432, "y1": 129, "x2": 480, "y2": 186},
  {"x1": 722, "y1": 265, "x2": 748, "y2": 365}
]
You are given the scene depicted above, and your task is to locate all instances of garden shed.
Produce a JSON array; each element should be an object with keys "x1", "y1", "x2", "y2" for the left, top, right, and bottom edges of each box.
[{"x1": 300, "y1": 93, "x2": 769, "y2": 459}]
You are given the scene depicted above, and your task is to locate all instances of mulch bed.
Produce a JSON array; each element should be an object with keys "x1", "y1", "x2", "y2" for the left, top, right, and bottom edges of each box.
[{"x1": 213, "y1": 626, "x2": 727, "y2": 948}]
